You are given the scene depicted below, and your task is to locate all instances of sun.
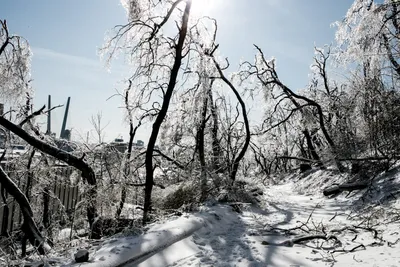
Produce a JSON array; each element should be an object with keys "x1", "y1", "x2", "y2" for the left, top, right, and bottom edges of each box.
[{"x1": 191, "y1": 0, "x2": 217, "y2": 17}]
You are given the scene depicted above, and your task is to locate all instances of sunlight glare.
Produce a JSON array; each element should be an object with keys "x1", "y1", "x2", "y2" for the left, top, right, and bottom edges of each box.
[{"x1": 191, "y1": 0, "x2": 217, "y2": 17}]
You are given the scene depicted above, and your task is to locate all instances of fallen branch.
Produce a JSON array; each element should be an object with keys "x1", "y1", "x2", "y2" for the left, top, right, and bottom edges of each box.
[
  {"x1": 269, "y1": 203, "x2": 320, "y2": 234},
  {"x1": 338, "y1": 156, "x2": 397, "y2": 161},
  {"x1": 127, "y1": 182, "x2": 165, "y2": 189},
  {"x1": 323, "y1": 182, "x2": 368, "y2": 196},
  {"x1": 332, "y1": 244, "x2": 365, "y2": 253},
  {"x1": 112, "y1": 181, "x2": 165, "y2": 189},
  {"x1": 388, "y1": 238, "x2": 400, "y2": 247},
  {"x1": 330, "y1": 226, "x2": 359, "y2": 234},
  {"x1": 354, "y1": 226, "x2": 379, "y2": 239},
  {"x1": 277, "y1": 156, "x2": 316, "y2": 163},
  {"x1": 262, "y1": 235, "x2": 338, "y2": 247}
]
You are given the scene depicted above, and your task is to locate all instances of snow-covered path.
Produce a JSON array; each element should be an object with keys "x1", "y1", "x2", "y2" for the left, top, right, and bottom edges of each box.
[
  {"x1": 56, "y1": 174, "x2": 400, "y2": 267},
  {"x1": 125, "y1": 181, "x2": 400, "y2": 267},
  {"x1": 130, "y1": 204, "x2": 314, "y2": 267}
]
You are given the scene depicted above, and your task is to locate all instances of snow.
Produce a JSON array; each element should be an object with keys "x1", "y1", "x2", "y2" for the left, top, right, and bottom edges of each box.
[
  {"x1": 61, "y1": 215, "x2": 204, "y2": 267},
  {"x1": 16, "y1": 168, "x2": 400, "y2": 267},
  {"x1": 126, "y1": 173, "x2": 400, "y2": 267}
]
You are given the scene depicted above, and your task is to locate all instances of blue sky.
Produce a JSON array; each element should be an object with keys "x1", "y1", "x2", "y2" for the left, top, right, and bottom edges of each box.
[{"x1": 1, "y1": 0, "x2": 354, "y2": 143}]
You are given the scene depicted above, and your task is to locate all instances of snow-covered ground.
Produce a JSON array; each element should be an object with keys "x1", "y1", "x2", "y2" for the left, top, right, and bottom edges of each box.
[
  {"x1": 126, "y1": 181, "x2": 400, "y2": 267},
  {"x1": 11, "y1": 168, "x2": 400, "y2": 267}
]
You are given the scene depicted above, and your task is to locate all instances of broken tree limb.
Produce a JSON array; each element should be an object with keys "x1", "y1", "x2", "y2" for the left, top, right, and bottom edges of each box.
[
  {"x1": 354, "y1": 226, "x2": 379, "y2": 239},
  {"x1": 323, "y1": 182, "x2": 368, "y2": 196},
  {"x1": 338, "y1": 156, "x2": 397, "y2": 161},
  {"x1": 330, "y1": 226, "x2": 359, "y2": 234},
  {"x1": 262, "y1": 234, "x2": 339, "y2": 247},
  {"x1": 277, "y1": 156, "x2": 317, "y2": 163},
  {"x1": 332, "y1": 244, "x2": 366, "y2": 253},
  {"x1": 0, "y1": 116, "x2": 98, "y2": 235},
  {"x1": 0, "y1": 166, "x2": 50, "y2": 254}
]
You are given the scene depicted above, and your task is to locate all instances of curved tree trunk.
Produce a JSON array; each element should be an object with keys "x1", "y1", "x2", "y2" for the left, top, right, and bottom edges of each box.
[
  {"x1": 0, "y1": 166, "x2": 48, "y2": 254},
  {"x1": 254, "y1": 45, "x2": 329, "y2": 166},
  {"x1": 211, "y1": 57, "x2": 251, "y2": 183},
  {"x1": 143, "y1": 1, "x2": 192, "y2": 224}
]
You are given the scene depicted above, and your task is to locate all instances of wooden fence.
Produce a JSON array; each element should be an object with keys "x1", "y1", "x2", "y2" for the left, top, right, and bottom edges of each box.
[{"x1": 0, "y1": 164, "x2": 82, "y2": 235}]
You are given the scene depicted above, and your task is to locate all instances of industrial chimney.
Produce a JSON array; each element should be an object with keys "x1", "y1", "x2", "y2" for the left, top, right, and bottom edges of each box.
[
  {"x1": 60, "y1": 97, "x2": 71, "y2": 139},
  {"x1": 46, "y1": 95, "x2": 51, "y2": 135}
]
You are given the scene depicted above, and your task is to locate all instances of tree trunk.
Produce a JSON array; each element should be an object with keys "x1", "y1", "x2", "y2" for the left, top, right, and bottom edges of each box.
[
  {"x1": 42, "y1": 186, "x2": 50, "y2": 231},
  {"x1": 208, "y1": 81, "x2": 223, "y2": 173},
  {"x1": 0, "y1": 186, "x2": 9, "y2": 237},
  {"x1": 197, "y1": 95, "x2": 208, "y2": 201},
  {"x1": 323, "y1": 182, "x2": 368, "y2": 196},
  {"x1": 303, "y1": 130, "x2": 321, "y2": 163},
  {"x1": 143, "y1": 1, "x2": 192, "y2": 225},
  {"x1": 0, "y1": 166, "x2": 48, "y2": 254},
  {"x1": 25, "y1": 149, "x2": 35, "y2": 201},
  {"x1": 116, "y1": 122, "x2": 135, "y2": 218}
]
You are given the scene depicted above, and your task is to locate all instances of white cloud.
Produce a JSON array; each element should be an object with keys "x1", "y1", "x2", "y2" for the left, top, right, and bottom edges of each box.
[
  {"x1": 31, "y1": 47, "x2": 128, "y2": 74},
  {"x1": 32, "y1": 47, "x2": 100, "y2": 67}
]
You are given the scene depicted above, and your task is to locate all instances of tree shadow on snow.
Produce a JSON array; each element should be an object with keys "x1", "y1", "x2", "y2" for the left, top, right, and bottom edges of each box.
[{"x1": 193, "y1": 204, "x2": 306, "y2": 266}]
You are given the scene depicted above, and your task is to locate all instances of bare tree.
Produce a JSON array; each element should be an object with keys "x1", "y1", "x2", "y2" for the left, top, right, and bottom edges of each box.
[
  {"x1": 115, "y1": 80, "x2": 152, "y2": 218},
  {"x1": 335, "y1": 0, "x2": 400, "y2": 79},
  {"x1": 143, "y1": 2, "x2": 192, "y2": 223},
  {"x1": 90, "y1": 112, "x2": 108, "y2": 144},
  {"x1": 241, "y1": 45, "x2": 342, "y2": 168},
  {"x1": 102, "y1": 0, "x2": 194, "y2": 224}
]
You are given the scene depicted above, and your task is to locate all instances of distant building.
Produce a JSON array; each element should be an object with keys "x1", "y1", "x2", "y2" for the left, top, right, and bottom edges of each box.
[
  {"x1": 136, "y1": 140, "x2": 144, "y2": 147},
  {"x1": 108, "y1": 138, "x2": 145, "y2": 153},
  {"x1": 135, "y1": 140, "x2": 144, "y2": 149},
  {"x1": 110, "y1": 138, "x2": 128, "y2": 153}
]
